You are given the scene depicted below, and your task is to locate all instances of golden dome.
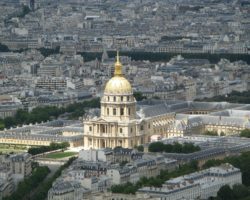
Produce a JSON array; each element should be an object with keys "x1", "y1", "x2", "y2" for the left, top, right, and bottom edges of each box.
[
  {"x1": 104, "y1": 51, "x2": 132, "y2": 95},
  {"x1": 104, "y1": 76, "x2": 132, "y2": 95}
]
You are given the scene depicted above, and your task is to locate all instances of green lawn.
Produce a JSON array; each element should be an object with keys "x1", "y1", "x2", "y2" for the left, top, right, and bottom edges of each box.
[
  {"x1": 45, "y1": 152, "x2": 77, "y2": 159},
  {"x1": 0, "y1": 148, "x2": 26, "y2": 153}
]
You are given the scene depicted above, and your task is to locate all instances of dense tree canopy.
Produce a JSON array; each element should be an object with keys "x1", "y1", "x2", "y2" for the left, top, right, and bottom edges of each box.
[
  {"x1": 148, "y1": 141, "x2": 201, "y2": 153},
  {"x1": 3, "y1": 166, "x2": 50, "y2": 200},
  {"x1": 196, "y1": 90, "x2": 250, "y2": 104},
  {"x1": 214, "y1": 184, "x2": 250, "y2": 200},
  {"x1": 240, "y1": 129, "x2": 250, "y2": 138},
  {"x1": 79, "y1": 51, "x2": 250, "y2": 64},
  {"x1": 28, "y1": 142, "x2": 69, "y2": 155},
  {"x1": 38, "y1": 46, "x2": 60, "y2": 57},
  {"x1": 133, "y1": 92, "x2": 147, "y2": 101},
  {"x1": 0, "y1": 43, "x2": 10, "y2": 52},
  {"x1": 204, "y1": 130, "x2": 218, "y2": 136},
  {"x1": 0, "y1": 98, "x2": 100, "y2": 130}
]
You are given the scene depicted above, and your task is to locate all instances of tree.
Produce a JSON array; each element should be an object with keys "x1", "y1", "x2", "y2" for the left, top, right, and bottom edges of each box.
[
  {"x1": 204, "y1": 130, "x2": 218, "y2": 136},
  {"x1": 133, "y1": 92, "x2": 147, "y2": 101},
  {"x1": 0, "y1": 43, "x2": 10, "y2": 52},
  {"x1": 240, "y1": 129, "x2": 250, "y2": 138},
  {"x1": 217, "y1": 185, "x2": 234, "y2": 200},
  {"x1": 136, "y1": 145, "x2": 144, "y2": 152},
  {"x1": 232, "y1": 184, "x2": 249, "y2": 199},
  {"x1": 164, "y1": 144, "x2": 173, "y2": 152},
  {"x1": 148, "y1": 142, "x2": 200, "y2": 153},
  {"x1": 172, "y1": 142, "x2": 183, "y2": 153},
  {"x1": 148, "y1": 142, "x2": 165, "y2": 152}
]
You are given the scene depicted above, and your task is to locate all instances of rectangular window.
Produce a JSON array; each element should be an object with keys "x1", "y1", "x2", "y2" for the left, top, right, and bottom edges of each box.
[
  {"x1": 89, "y1": 126, "x2": 92, "y2": 131},
  {"x1": 121, "y1": 96, "x2": 123, "y2": 101},
  {"x1": 120, "y1": 108, "x2": 124, "y2": 115},
  {"x1": 113, "y1": 108, "x2": 116, "y2": 115},
  {"x1": 120, "y1": 128, "x2": 123, "y2": 133}
]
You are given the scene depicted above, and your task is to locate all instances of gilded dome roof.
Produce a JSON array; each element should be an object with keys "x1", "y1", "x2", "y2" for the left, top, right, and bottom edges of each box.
[
  {"x1": 104, "y1": 51, "x2": 132, "y2": 95},
  {"x1": 104, "y1": 76, "x2": 132, "y2": 95}
]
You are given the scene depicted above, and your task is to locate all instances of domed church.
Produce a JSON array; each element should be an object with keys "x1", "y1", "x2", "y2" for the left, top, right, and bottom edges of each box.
[{"x1": 83, "y1": 53, "x2": 175, "y2": 149}]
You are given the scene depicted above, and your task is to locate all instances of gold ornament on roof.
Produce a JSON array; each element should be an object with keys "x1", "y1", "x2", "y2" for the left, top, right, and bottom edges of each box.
[
  {"x1": 104, "y1": 51, "x2": 132, "y2": 95},
  {"x1": 114, "y1": 51, "x2": 122, "y2": 76}
]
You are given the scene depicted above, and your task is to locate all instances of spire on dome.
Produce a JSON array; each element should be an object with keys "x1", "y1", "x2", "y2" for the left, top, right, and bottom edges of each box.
[{"x1": 114, "y1": 51, "x2": 122, "y2": 76}]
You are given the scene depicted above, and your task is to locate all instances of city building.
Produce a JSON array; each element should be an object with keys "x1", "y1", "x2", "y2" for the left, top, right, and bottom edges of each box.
[
  {"x1": 137, "y1": 163, "x2": 242, "y2": 199},
  {"x1": 83, "y1": 53, "x2": 175, "y2": 149},
  {"x1": 0, "y1": 95, "x2": 23, "y2": 119}
]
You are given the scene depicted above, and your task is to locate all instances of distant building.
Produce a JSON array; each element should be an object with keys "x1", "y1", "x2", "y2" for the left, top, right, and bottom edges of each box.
[{"x1": 0, "y1": 95, "x2": 23, "y2": 119}]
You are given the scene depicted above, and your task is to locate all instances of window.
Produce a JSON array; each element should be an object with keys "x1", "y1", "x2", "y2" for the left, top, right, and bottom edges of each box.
[
  {"x1": 113, "y1": 108, "x2": 116, "y2": 115},
  {"x1": 89, "y1": 126, "x2": 92, "y2": 131},
  {"x1": 140, "y1": 125, "x2": 144, "y2": 130},
  {"x1": 107, "y1": 108, "x2": 109, "y2": 115},
  {"x1": 114, "y1": 96, "x2": 116, "y2": 102},
  {"x1": 121, "y1": 96, "x2": 123, "y2": 101},
  {"x1": 120, "y1": 108, "x2": 124, "y2": 115},
  {"x1": 120, "y1": 128, "x2": 123, "y2": 133},
  {"x1": 128, "y1": 108, "x2": 131, "y2": 115},
  {"x1": 108, "y1": 96, "x2": 110, "y2": 101}
]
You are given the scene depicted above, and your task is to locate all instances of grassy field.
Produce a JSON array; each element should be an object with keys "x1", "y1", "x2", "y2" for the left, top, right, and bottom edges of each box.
[
  {"x1": 0, "y1": 148, "x2": 26, "y2": 153},
  {"x1": 45, "y1": 152, "x2": 77, "y2": 159}
]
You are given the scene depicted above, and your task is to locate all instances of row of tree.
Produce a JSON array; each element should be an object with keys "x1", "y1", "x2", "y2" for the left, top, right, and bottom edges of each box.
[
  {"x1": 0, "y1": 98, "x2": 100, "y2": 130},
  {"x1": 196, "y1": 90, "x2": 250, "y2": 104},
  {"x1": 30, "y1": 157, "x2": 76, "y2": 200},
  {"x1": 79, "y1": 51, "x2": 250, "y2": 64},
  {"x1": 148, "y1": 141, "x2": 201, "y2": 153},
  {"x1": 28, "y1": 142, "x2": 69, "y2": 155},
  {"x1": 3, "y1": 166, "x2": 50, "y2": 200},
  {"x1": 38, "y1": 46, "x2": 60, "y2": 57}
]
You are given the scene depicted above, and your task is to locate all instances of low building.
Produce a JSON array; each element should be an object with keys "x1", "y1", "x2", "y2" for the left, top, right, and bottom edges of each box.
[
  {"x1": 79, "y1": 148, "x2": 113, "y2": 164},
  {"x1": 8, "y1": 153, "x2": 32, "y2": 184},
  {"x1": 137, "y1": 163, "x2": 242, "y2": 200},
  {"x1": 0, "y1": 95, "x2": 23, "y2": 119},
  {"x1": 0, "y1": 168, "x2": 14, "y2": 199},
  {"x1": 48, "y1": 180, "x2": 91, "y2": 200}
]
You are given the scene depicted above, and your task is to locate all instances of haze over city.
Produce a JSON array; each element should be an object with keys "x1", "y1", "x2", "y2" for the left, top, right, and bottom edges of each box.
[{"x1": 0, "y1": 0, "x2": 250, "y2": 200}]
